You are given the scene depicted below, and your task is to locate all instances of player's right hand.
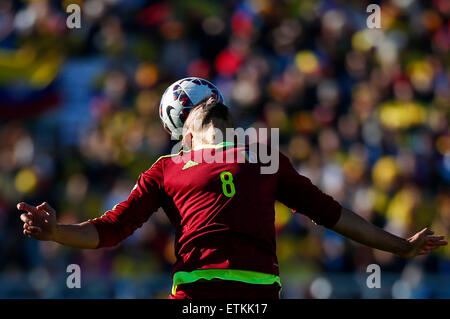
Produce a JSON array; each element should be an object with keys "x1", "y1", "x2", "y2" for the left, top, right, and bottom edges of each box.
[{"x1": 17, "y1": 202, "x2": 57, "y2": 241}]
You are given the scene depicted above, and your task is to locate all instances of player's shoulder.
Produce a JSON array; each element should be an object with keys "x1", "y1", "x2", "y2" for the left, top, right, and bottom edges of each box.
[
  {"x1": 245, "y1": 142, "x2": 288, "y2": 160},
  {"x1": 147, "y1": 150, "x2": 185, "y2": 171}
]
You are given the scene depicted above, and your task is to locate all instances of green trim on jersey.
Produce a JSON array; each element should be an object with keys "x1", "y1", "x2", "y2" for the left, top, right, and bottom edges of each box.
[
  {"x1": 149, "y1": 142, "x2": 236, "y2": 170},
  {"x1": 171, "y1": 269, "x2": 281, "y2": 295},
  {"x1": 192, "y1": 141, "x2": 235, "y2": 151},
  {"x1": 148, "y1": 150, "x2": 185, "y2": 170}
]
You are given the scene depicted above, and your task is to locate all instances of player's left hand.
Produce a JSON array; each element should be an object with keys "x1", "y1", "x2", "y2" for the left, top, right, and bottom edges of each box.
[{"x1": 400, "y1": 228, "x2": 447, "y2": 258}]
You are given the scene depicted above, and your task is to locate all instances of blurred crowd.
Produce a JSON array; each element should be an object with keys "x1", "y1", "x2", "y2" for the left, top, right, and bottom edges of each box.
[{"x1": 0, "y1": 0, "x2": 449, "y2": 298}]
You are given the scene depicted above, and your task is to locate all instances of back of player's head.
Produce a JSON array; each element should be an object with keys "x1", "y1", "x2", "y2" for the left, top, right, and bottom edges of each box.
[{"x1": 184, "y1": 96, "x2": 233, "y2": 134}]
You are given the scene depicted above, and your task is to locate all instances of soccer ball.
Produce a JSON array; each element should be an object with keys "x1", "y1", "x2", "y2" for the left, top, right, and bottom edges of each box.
[{"x1": 159, "y1": 77, "x2": 224, "y2": 140}]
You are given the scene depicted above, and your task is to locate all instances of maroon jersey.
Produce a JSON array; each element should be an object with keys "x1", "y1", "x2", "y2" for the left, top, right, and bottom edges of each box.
[{"x1": 89, "y1": 142, "x2": 342, "y2": 294}]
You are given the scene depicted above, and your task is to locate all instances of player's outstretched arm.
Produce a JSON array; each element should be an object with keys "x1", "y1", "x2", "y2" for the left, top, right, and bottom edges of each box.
[
  {"x1": 17, "y1": 202, "x2": 99, "y2": 249},
  {"x1": 331, "y1": 207, "x2": 447, "y2": 258}
]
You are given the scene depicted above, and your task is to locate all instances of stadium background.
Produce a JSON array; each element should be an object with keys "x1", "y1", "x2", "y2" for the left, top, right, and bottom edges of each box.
[{"x1": 0, "y1": 0, "x2": 449, "y2": 298}]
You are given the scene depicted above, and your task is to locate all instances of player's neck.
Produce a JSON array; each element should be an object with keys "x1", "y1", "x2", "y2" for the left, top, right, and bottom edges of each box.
[
  {"x1": 192, "y1": 136, "x2": 216, "y2": 149},
  {"x1": 191, "y1": 132, "x2": 230, "y2": 149}
]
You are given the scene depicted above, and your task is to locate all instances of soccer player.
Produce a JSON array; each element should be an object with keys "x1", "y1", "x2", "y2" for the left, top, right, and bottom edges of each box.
[{"x1": 18, "y1": 98, "x2": 447, "y2": 299}]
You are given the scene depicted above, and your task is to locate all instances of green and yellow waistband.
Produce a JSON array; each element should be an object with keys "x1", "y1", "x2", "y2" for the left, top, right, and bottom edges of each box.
[{"x1": 171, "y1": 269, "x2": 281, "y2": 295}]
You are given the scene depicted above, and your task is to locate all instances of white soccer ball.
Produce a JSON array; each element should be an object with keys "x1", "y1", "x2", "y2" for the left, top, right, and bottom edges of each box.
[{"x1": 159, "y1": 77, "x2": 224, "y2": 140}]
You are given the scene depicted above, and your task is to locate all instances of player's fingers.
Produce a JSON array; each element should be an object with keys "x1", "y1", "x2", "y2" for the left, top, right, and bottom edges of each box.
[
  {"x1": 27, "y1": 225, "x2": 42, "y2": 234},
  {"x1": 37, "y1": 202, "x2": 55, "y2": 214},
  {"x1": 430, "y1": 239, "x2": 447, "y2": 244},
  {"x1": 23, "y1": 223, "x2": 37, "y2": 230},
  {"x1": 426, "y1": 237, "x2": 447, "y2": 244},
  {"x1": 426, "y1": 241, "x2": 447, "y2": 248},
  {"x1": 17, "y1": 202, "x2": 38, "y2": 214},
  {"x1": 419, "y1": 228, "x2": 434, "y2": 236},
  {"x1": 23, "y1": 222, "x2": 33, "y2": 230},
  {"x1": 427, "y1": 236, "x2": 445, "y2": 241},
  {"x1": 20, "y1": 213, "x2": 33, "y2": 225}
]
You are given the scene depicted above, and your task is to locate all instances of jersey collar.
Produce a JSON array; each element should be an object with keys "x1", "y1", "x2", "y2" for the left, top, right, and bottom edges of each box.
[{"x1": 192, "y1": 141, "x2": 235, "y2": 151}]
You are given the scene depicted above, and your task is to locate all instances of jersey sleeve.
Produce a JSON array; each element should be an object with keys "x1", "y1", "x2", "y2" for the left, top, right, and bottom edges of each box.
[
  {"x1": 275, "y1": 153, "x2": 342, "y2": 228},
  {"x1": 89, "y1": 159, "x2": 165, "y2": 248}
]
